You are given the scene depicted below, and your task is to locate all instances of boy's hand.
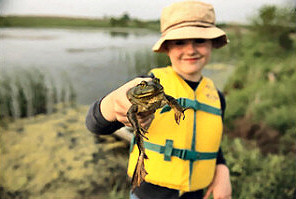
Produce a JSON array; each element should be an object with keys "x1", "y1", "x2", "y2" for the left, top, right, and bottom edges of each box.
[
  {"x1": 100, "y1": 77, "x2": 153, "y2": 129},
  {"x1": 203, "y1": 164, "x2": 232, "y2": 199}
]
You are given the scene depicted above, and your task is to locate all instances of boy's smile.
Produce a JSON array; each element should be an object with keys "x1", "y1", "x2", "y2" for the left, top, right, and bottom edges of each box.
[{"x1": 165, "y1": 39, "x2": 212, "y2": 81}]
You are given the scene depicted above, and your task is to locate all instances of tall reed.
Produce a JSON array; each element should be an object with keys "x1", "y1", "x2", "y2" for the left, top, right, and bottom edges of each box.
[{"x1": 0, "y1": 68, "x2": 76, "y2": 122}]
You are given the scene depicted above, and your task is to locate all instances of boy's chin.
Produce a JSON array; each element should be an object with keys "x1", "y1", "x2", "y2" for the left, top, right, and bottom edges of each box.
[{"x1": 182, "y1": 64, "x2": 204, "y2": 74}]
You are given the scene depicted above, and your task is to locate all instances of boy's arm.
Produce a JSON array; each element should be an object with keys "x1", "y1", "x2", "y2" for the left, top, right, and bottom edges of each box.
[
  {"x1": 85, "y1": 99, "x2": 124, "y2": 135},
  {"x1": 216, "y1": 147, "x2": 226, "y2": 165},
  {"x1": 216, "y1": 90, "x2": 227, "y2": 165}
]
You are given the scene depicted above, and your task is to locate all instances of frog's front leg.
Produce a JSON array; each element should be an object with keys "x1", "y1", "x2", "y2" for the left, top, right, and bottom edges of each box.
[
  {"x1": 127, "y1": 105, "x2": 148, "y2": 139},
  {"x1": 164, "y1": 94, "x2": 186, "y2": 124}
]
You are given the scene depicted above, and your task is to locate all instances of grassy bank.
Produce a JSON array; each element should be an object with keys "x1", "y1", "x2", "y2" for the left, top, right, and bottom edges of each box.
[{"x1": 0, "y1": 15, "x2": 160, "y2": 31}]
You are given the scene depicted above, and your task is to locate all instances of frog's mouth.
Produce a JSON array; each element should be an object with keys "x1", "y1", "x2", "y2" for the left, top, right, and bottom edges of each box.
[{"x1": 134, "y1": 88, "x2": 164, "y2": 98}]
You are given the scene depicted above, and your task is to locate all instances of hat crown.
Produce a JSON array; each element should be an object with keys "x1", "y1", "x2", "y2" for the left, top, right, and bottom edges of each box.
[{"x1": 161, "y1": 1, "x2": 216, "y2": 33}]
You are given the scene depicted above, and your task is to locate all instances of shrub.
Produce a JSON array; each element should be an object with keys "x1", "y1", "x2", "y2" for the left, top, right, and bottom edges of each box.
[
  {"x1": 223, "y1": 4, "x2": 296, "y2": 154},
  {"x1": 222, "y1": 137, "x2": 296, "y2": 198}
]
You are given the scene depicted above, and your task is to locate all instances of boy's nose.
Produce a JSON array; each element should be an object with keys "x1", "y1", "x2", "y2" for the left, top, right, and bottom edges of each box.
[{"x1": 185, "y1": 41, "x2": 197, "y2": 54}]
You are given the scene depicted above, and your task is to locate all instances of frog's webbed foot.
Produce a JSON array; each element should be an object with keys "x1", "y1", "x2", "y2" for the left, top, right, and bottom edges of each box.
[
  {"x1": 131, "y1": 152, "x2": 148, "y2": 191},
  {"x1": 131, "y1": 134, "x2": 148, "y2": 191},
  {"x1": 174, "y1": 111, "x2": 183, "y2": 125},
  {"x1": 164, "y1": 94, "x2": 187, "y2": 124}
]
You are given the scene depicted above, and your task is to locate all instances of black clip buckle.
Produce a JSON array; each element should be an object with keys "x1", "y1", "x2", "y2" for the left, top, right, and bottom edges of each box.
[{"x1": 179, "y1": 149, "x2": 187, "y2": 160}]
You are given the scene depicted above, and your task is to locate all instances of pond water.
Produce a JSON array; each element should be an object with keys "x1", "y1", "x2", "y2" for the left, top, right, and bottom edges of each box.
[{"x1": 0, "y1": 28, "x2": 233, "y2": 105}]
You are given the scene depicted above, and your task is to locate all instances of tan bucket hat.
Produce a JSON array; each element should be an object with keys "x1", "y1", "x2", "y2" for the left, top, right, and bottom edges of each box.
[{"x1": 152, "y1": 1, "x2": 228, "y2": 52}]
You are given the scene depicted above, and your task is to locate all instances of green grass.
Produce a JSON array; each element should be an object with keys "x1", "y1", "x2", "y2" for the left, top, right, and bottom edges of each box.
[{"x1": 1, "y1": 16, "x2": 110, "y2": 28}]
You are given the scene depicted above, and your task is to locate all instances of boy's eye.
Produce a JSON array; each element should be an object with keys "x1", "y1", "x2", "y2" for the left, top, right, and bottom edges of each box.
[
  {"x1": 194, "y1": 39, "x2": 206, "y2": 44},
  {"x1": 174, "y1": 40, "x2": 186, "y2": 46}
]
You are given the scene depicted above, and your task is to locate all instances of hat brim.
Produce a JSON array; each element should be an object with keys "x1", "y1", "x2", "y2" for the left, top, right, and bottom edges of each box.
[{"x1": 152, "y1": 26, "x2": 228, "y2": 52}]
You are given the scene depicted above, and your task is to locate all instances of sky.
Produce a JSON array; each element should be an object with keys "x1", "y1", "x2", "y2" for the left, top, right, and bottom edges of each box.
[{"x1": 0, "y1": 0, "x2": 294, "y2": 23}]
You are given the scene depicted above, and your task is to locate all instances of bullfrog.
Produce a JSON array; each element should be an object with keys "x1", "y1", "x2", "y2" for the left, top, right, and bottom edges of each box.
[{"x1": 127, "y1": 77, "x2": 186, "y2": 190}]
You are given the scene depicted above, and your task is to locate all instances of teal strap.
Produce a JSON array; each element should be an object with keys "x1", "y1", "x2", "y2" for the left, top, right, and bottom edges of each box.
[
  {"x1": 130, "y1": 138, "x2": 218, "y2": 161},
  {"x1": 129, "y1": 135, "x2": 135, "y2": 153},
  {"x1": 160, "y1": 98, "x2": 222, "y2": 116}
]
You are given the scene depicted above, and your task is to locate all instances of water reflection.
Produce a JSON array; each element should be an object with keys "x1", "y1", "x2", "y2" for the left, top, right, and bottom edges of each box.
[
  {"x1": 0, "y1": 28, "x2": 232, "y2": 105},
  {"x1": 109, "y1": 31, "x2": 129, "y2": 38}
]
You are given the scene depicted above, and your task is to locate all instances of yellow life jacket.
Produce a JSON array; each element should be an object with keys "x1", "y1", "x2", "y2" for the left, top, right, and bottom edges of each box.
[{"x1": 127, "y1": 66, "x2": 223, "y2": 192}]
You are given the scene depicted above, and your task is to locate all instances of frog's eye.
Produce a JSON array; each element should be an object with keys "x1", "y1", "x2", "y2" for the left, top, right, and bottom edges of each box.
[{"x1": 139, "y1": 81, "x2": 147, "y2": 87}]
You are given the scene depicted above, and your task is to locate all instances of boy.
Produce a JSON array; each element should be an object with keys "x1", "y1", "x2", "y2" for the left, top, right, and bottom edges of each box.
[{"x1": 86, "y1": 1, "x2": 232, "y2": 198}]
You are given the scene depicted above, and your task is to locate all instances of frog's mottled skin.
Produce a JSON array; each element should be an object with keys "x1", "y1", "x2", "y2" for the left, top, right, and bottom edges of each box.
[{"x1": 127, "y1": 78, "x2": 185, "y2": 190}]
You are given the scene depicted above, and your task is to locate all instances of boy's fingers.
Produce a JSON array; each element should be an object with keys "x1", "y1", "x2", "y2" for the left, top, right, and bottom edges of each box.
[
  {"x1": 122, "y1": 121, "x2": 132, "y2": 127},
  {"x1": 203, "y1": 186, "x2": 213, "y2": 199}
]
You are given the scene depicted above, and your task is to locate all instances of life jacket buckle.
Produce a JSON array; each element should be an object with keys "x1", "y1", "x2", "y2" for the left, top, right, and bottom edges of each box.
[
  {"x1": 179, "y1": 149, "x2": 187, "y2": 159},
  {"x1": 164, "y1": 139, "x2": 174, "y2": 161}
]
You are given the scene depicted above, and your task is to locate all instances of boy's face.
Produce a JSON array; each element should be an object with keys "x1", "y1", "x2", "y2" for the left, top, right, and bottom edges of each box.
[{"x1": 165, "y1": 39, "x2": 212, "y2": 81}]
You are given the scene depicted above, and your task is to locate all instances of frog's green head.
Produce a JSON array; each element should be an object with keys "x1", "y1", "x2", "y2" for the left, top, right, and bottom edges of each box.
[{"x1": 130, "y1": 78, "x2": 164, "y2": 98}]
